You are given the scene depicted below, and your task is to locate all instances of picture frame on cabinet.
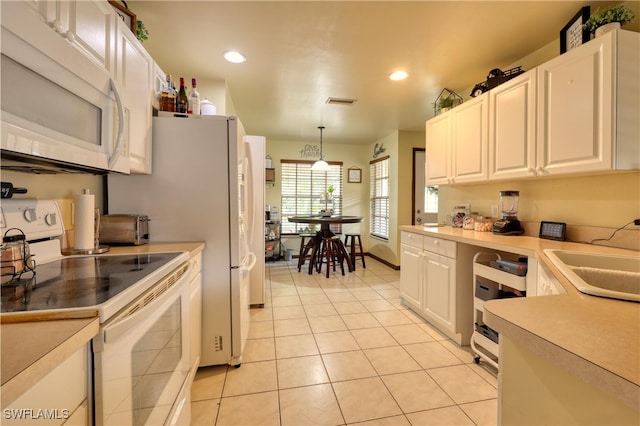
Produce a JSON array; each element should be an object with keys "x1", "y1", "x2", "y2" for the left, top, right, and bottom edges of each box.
[
  {"x1": 348, "y1": 167, "x2": 362, "y2": 183},
  {"x1": 109, "y1": 1, "x2": 137, "y2": 33},
  {"x1": 560, "y1": 6, "x2": 590, "y2": 54}
]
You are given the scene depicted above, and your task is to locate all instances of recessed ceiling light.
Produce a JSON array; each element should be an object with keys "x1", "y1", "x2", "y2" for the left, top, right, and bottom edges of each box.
[
  {"x1": 223, "y1": 50, "x2": 247, "y2": 63},
  {"x1": 389, "y1": 70, "x2": 408, "y2": 81}
]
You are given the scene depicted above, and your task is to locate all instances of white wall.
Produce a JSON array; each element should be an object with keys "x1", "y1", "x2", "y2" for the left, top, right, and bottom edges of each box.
[
  {"x1": 264, "y1": 129, "x2": 425, "y2": 268},
  {"x1": 264, "y1": 139, "x2": 369, "y2": 257}
]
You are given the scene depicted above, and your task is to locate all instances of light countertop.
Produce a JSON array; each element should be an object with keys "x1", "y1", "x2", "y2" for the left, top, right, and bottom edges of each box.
[
  {"x1": 0, "y1": 242, "x2": 205, "y2": 407},
  {"x1": 400, "y1": 225, "x2": 639, "y2": 408},
  {"x1": 1, "y1": 317, "x2": 99, "y2": 407}
]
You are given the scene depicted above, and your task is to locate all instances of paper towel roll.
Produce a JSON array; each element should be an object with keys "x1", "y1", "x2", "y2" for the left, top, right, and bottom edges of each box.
[{"x1": 74, "y1": 190, "x2": 95, "y2": 250}]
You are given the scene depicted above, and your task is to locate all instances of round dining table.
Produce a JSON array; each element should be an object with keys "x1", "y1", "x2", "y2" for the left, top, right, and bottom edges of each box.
[
  {"x1": 288, "y1": 215, "x2": 363, "y2": 276},
  {"x1": 288, "y1": 215, "x2": 363, "y2": 237}
]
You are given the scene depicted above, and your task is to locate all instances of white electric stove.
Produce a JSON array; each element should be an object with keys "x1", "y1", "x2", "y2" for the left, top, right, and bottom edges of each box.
[{"x1": 1, "y1": 199, "x2": 188, "y2": 322}]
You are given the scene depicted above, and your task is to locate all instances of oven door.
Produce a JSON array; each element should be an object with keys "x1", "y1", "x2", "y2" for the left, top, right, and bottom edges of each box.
[{"x1": 93, "y1": 265, "x2": 191, "y2": 426}]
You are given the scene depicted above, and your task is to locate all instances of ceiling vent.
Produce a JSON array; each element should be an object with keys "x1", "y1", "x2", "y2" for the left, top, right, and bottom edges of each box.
[{"x1": 326, "y1": 97, "x2": 357, "y2": 106}]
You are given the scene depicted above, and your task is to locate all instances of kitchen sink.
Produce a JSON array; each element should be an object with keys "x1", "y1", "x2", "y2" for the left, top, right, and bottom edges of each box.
[{"x1": 544, "y1": 249, "x2": 640, "y2": 302}]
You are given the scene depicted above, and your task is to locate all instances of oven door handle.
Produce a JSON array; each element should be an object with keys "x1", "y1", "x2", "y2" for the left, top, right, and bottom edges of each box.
[{"x1": 100, "y1": 268, "x2": 189, "y2": 346}]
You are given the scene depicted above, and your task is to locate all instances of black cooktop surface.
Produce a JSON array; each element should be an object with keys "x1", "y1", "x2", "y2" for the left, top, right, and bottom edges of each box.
[{"x1": 1, "y1": 253, "x2": 181, "y2": 314}]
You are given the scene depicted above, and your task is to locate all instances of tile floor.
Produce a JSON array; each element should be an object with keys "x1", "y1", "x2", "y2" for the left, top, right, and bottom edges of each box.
[{"x1": 190, "y1": 258, "x2": 498, "y2": 425}]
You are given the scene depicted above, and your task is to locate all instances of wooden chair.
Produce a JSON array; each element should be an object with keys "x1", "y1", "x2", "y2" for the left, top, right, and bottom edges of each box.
[
  {"x1": 344, "y1": 233, "x2": 366, "y2": 270},
  {"x1": 315, "y1": 236, "x2": 347, "y2": 278},
  {"x1": 297, "y1": 233, "x2": 317, "y2": 273}
]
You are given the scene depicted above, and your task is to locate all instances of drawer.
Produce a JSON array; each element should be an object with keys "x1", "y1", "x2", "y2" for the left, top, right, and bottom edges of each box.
[
  {"x1": 423, "y1": 236, "x2": 456, "y2": 258},
  {"x1": 401, "y1": 231, "x2": 423, "y2": 249}
]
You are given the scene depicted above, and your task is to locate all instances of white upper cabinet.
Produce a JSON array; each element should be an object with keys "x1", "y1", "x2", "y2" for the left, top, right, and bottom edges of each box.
[
  {"x1": 114, "y1": 19, "x2": 153, "y2": 174},
  {"x1": 537, "y1": 29, "x2": 639, "y2": 175},
  {"x1": 36, "y1": 0, "x2": 115, "y2": 73},
  {"x1": 425, "y1": 112, "x2": 452, "y2": 184},
  {"x1": 452, "y1": 93, "x2": 488, "y2": 182},
  {"x1": 488, "y1": 69, "x2": 537, "y2": 180},
  {"x1": 3, "y1": 0, "x2": 159, "y2": 174},
  {"x1": 427, "y1": 29, "x2": 639, "y2": 185},
  {"x1": 425, "y1": 93, "x2": 488, "y2": 185}
]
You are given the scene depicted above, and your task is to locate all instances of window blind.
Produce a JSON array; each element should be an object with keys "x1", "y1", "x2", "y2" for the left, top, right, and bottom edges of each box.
[
  {"x1": 280, "y1": 160, "x2": 343, "y2": 234},
  {"x1": 370, "y1": 156, "x2": 390, "y2": 240}
]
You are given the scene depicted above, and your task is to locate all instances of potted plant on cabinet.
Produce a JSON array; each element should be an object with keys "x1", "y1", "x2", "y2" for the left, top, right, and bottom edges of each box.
[
  {"x1": 438, "y1": 96, "x2": 455, "y2": 113},
  {"x1": 583, "y1": 4, "x2": 635, "y2": 37}
]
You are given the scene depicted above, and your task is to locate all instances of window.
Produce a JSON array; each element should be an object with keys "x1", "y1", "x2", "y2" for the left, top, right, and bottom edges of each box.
[
  {"x1": 370, "y1": 156, "x2": 390, "y2": 240},
  {"x1": 280, "y1": 160, "x2": 343, "y2": 234},
  {"x1": 425, "y1": 186, "x2": 438, "y2": 214}
]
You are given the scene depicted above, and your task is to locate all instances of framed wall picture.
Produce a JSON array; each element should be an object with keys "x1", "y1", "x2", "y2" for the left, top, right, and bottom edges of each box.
[
  {"x1": 109, "y1": 1, "x2": 137, "y2": 33},
  {"x1": 348, "y1": 167, "x2": 362, "y2": 183},
  {"x1": 560, "y1": 6, "x2": 590, "y2": 54}
]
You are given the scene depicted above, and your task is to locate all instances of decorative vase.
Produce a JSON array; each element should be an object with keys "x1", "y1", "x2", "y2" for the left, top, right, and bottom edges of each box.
[{"x1": 595, "y1": 22, "x2": 621, "y2": 38}]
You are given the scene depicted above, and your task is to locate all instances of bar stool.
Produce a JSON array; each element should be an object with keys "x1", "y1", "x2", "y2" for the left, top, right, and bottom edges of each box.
[
  {"x1": 344, "y1": 233, "x2": 366, "y2": 270},
  {"x1": 315, "y1": 236, "x2": 346, "y2": 278},
  {"x1": 297, "y1": 233, "x2": 317, "y2": 273}
]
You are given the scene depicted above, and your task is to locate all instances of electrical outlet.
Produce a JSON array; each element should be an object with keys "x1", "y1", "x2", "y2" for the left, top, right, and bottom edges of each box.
[{"x1": 491, "y1": 205, "x2": 499, "y2": 218}]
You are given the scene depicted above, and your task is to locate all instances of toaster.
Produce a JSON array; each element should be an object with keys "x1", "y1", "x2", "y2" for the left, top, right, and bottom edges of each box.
[{"x1": 99, "y1": 215, "x2": 149, "y2": 245}]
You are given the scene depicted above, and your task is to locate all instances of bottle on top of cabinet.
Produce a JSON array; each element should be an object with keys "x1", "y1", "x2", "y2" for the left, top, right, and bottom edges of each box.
[
  {"x1": 176, "y1": 77, "x2": 188, "y2": 113},
  {"x1": 188, "y1": 78, "x2": 200, "y2": 115},
  {"x1": 159, "y1": 74, "x2": 176, "y2": 112}
]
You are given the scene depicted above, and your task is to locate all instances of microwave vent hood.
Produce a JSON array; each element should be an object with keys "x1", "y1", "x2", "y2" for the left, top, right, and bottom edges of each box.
[{"x1": 1, "y1": 151, "x2": 108, "y2": 175}]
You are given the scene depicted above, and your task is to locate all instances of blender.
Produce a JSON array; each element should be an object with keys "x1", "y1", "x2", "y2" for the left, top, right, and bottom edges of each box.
[{"x1": 492, "y1": 190, "x2": 524, "y2": 235}]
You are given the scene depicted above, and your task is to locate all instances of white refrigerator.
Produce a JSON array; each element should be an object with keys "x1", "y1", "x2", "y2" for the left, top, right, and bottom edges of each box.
[{"x1": 108, "y1": 115, "x2": 260, "y2": 367}]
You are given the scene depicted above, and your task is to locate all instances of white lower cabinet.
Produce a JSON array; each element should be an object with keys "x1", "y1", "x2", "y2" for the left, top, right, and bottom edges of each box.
[
  {"x1": 3, "y1": 345, "x2": 89, "y2": 425},
  {"x1": 400, "y1": 231, "x2": 474, "y2": 345},
  {"x1": 400, "y1": 243, "x2": 422, "y2": 311},
  {"x1": 422, "y1": 250, "x2": 455, "y2": 330},
  {"x1": 535, "y1": 260, "x2": 563, "y2": 296}
]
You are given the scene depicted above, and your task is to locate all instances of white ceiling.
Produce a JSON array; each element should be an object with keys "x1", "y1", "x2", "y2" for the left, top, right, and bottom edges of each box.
[{"x1": 127, "y1": 1, "x2": 635, "y2": 145}]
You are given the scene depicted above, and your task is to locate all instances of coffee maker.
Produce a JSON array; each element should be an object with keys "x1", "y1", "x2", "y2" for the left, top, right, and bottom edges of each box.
[{"x1": 492, "y1": 190, "x2": 524, "y2": 235}]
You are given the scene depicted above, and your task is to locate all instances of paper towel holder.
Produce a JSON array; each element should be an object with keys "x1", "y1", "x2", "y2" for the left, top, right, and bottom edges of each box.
[{"x1": 62, "y1": 194, "x2": 110, "y2": 255}]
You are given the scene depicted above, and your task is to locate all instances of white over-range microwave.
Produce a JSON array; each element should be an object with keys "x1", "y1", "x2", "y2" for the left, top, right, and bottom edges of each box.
[{"x1": 0, "y1": 4, "x2": 129, "y2": 174}]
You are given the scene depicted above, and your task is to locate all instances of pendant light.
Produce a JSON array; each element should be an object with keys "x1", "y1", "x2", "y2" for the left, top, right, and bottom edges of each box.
[{"x1": 311, "y1": 126, "x2": 331, "y2": 171}]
